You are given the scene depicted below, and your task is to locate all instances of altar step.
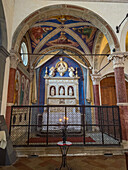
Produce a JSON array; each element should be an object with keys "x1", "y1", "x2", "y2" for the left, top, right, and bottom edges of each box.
[{"x1": 15, "y1": 146, "x2": 124, "y2": 158}]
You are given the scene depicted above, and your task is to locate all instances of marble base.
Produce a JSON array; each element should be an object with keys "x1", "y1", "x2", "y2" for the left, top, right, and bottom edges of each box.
[{"x1": 38, "y1": 107, "x2": 82, "y2": 132}]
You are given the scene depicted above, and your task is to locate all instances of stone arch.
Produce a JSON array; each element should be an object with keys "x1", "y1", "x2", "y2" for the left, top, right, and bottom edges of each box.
[
  {"x1": 120, "y1": 20, "x2": 128, "y2": 51},
  {"x1": 33, "y1": 46, "x2": 91, "y2": 68},
  {"x1": 11, "y1": 4, "x2": 120, "y2": 53}
]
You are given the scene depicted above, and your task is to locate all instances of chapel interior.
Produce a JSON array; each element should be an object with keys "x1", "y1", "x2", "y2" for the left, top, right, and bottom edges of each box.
[{"x1": 0, "y1": 0, "x2": 128, "y2": 169}]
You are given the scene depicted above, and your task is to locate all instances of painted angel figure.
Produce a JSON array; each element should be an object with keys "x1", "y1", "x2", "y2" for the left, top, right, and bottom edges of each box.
[{"x1": 68, "y1": 67, "x2": 75, "y2": 77}]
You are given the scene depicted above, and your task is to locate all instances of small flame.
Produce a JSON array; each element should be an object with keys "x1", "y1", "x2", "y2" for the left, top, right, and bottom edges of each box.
[
  {"x1": 59, "y1": 118, "x2": 62, "y2": 122},
  {"x1": 64, "y1": 116, "x2": 69, "y2": 120}
]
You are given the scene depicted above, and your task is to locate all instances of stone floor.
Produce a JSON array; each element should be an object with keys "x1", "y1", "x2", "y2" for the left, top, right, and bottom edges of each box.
[{"x1": 0, "y1": 155, "x2": 127, "y2": 170}]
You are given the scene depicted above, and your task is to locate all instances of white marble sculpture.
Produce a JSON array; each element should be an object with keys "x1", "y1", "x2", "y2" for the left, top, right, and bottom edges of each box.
[
  {"x1": 59, "y1": 86, "x2": 64, "y2": 95},
  {"x1": 68, "y1": 67, "x2": 75, "y2": 77},
  {"x1": 69, "y1": 87, "x2": 73, "y2": 96},
  {"x1": 49, "y1": 66, "x2": 56, "y2": 77},
  {"x1": 50, "y1": 86, "x2": 55, "y2": 96}
]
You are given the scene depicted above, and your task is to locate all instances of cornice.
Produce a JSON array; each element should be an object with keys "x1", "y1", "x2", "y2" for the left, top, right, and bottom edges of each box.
[{"x1": 0, "y1": 46, "x2": 9, "y2": 57}]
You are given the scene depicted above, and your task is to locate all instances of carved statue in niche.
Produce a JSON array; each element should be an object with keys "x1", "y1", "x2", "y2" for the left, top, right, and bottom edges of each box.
[
  {"x1": 49, "y1": 66, "x2": 56, "y2": 77},
  {"x1": 68, "y1": 67, "x2": 75, "y2": 77},
  {"x1": 50, "y1": 86, "x2": 56, "y2": 96},
  {"x1": 59, "y1": 86, "x2": 65, "y2": 95},
  {"x1": 68, "y1": 86, "x2": 74, "y2": 96}
]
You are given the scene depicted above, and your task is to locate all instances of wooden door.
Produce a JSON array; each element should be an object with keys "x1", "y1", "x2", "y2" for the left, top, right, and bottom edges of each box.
[{"x1": 100, "y1": 77, "x2": 117, "y2": 106}]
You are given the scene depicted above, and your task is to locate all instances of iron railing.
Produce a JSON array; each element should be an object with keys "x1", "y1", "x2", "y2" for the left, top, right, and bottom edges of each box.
[{"x1": 9, "y1": 105, "x2": 122, "y2": 147}]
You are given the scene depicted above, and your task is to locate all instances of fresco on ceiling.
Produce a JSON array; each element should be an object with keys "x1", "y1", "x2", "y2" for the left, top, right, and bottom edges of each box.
[
  {"x1": 36, "y1": 15, "x2": 88, "y2": 25},
  {"x1": 28, "y1": 15, "x2": 97, "y2": 53},
  {"x1": 46, "y1": 32, "x2": 79, "y2": 47},
  {"x1": 72, "y1": 26, "x2": 97, "y2": 52},
  {"x1": 39, "y1": 31, "x2": 84, "y2": 53},
  {"x1": 29, "y1": 26, "x2": 54, "y2": 49}
]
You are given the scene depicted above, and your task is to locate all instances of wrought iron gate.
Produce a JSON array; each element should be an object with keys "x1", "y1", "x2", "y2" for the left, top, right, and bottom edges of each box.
[{"x1": 10, "y1": 105, "x2": 122, "y2": 147}]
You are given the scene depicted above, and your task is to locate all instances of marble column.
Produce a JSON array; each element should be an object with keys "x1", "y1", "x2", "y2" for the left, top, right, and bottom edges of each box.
[
  {"x1": 108, "y1": 52, "x2": 128, "y2": 143},
  {"x1": 6, "y1": 52, "x2": 19, "y2": 129},
  {"x1": 91, "y1": 73, "x2": 101, "y2": 125},
  {"x1": 91, "y1": 74, "x2": 101, "y2": 106}
]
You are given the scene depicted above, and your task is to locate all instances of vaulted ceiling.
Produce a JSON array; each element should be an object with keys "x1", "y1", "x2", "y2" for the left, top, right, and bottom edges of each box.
[{"x1": 25, "y1": 15, "x2": 110, "y2": 70}]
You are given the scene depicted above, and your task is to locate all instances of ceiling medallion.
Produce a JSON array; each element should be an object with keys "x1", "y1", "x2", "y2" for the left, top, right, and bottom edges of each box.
[{"x1": 55, "y1": 58, "x2": 68, "y2": 76}]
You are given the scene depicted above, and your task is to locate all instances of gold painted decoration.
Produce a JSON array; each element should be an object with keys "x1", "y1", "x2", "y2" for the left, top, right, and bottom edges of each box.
[{"x1": 55, "y1": 58, "x2": 68, "y2": 76}]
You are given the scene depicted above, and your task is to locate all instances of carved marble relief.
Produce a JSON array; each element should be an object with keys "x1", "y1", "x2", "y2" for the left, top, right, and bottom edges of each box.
[
  {"x1": 48, "y1": 58, "x2": 78, "y2": 78},
  {"x1": 56, "y1": 58, "x2": 68, "y2": 76}
]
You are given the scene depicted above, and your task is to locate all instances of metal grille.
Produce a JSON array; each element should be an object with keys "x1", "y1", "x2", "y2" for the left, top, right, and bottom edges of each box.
[{"x1": 10, "y1": 105, "x2": 122, "y2": 147}]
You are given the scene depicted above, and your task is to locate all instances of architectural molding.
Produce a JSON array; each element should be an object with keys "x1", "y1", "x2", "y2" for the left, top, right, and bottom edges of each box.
[
  {"x1": 117, "y1": 103, "x2": 128, "y2": 106},
  {"x1": 91, "y1": 73, "x2": 101, "y2": 85},
  {"x1": 48, "y1": 0, "x2": 128, "y2": 2},
  {"x1": 6, "y1": 103, "x2": 14, "y2": 107},
  {"x1": 108, "y1": 52, "x2": 128, "y2": 69},
  {"x1": 113, "y1": 55, "x2": 125, "y2": 69},
  {"x1": 0, "y1": 46, "x2": 9, "y2": 57},
  {"x1": 10, "y1": 51, "x2": 20, "y2": 69}
]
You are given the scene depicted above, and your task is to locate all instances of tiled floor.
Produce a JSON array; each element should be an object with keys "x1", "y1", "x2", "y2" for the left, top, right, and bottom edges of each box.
[{"x1": 0, "y1": 155, "x2": 127, "y2": 170}]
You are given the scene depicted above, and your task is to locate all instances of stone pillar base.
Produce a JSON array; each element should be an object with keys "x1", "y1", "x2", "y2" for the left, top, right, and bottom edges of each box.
[{"x1": 121, "y1": 140, "x2": 128, "y2": 149}]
